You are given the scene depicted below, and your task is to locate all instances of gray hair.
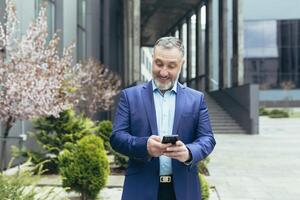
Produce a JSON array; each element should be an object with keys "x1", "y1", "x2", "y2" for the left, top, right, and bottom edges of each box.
[{"x1": 154, "y1": 36, "x2": 184, "y2": 57}]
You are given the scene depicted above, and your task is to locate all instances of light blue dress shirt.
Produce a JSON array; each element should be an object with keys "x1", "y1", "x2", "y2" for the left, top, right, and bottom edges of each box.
[{"x1": 152, "y1": 80, "x2": 177, "y2": 175}]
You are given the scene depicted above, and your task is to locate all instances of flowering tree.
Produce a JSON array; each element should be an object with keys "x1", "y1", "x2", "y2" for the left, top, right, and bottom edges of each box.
[
  {"x1": 0, "y1": 0, "x2": 77, "y2": 170},
  {"x1": 74, "y1": 58, "x2": 121, "y2": 117}
]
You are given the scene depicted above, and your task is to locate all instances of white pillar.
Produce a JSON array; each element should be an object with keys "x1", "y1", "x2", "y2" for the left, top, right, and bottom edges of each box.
[{"x1": 232, "y1": 0, "x2": 244, "y2": 86}]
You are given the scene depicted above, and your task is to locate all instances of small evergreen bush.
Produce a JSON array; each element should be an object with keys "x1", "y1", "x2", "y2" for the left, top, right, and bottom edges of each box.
[
  {"x1": 198, "y1": 157, "x2": 210, "y2": 175},
  {"x1": 17, "y1": 109, "x2": 96, "y2": 174},
  {"x1": 113, "y1": 152, "x2": 129, "y2": 169},
  {"x1": 97, "y1": 120, "x2": 113, "y2": 151},
  {"x1": 96, "y1": 120, "x2": 128, "y2": 169},
  {"x1": 58, "y1": 134, "x2": 109, "y2": 200},
  {"x1": 269, "y1": 109, "x2": 289, "y2": 118},
  {"x1": 259, "y1": 108, "x2": 269, "y2": 116},
  {"x1": 199, "y1": 173, "x2": 210, "y2": 200}
]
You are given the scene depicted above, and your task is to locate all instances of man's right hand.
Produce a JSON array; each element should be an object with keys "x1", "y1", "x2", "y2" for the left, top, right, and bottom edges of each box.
[{"x1": 147, "y1": 135, "x2": 172, "y2": 157}]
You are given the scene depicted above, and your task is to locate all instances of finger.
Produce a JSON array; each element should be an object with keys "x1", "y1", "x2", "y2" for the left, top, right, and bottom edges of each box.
[
  {"x1": 151, "y1": 141, "x2": 163, "y2": 148},
  {"x1": 148, "y1": 140, "x2": 162, "y2": 150},
  {"x1": 151, "y1": 135, "x2": 161, "y2": 142},
  {"x1": 166, "y1": 145, "x2": 185, "y2": 152},
  {"x1": 160, "y1": 143, "x2": 173, "y2": 149},
  {"x1": 165, "y1": 151, "x2": 185, "y2": 158},
  {"x1": 150, "y1": 137, "x2": 163, "y2": 146},
  {"x1": 164, "y1": 151, "x2": 185, "y2": 158},
  {"x1": 175, "y1": 140, "x2": 184, "y2": 146}
]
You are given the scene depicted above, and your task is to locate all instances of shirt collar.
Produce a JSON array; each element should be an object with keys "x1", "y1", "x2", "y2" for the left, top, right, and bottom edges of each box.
[{"x1": 152, "y1": 80, "x2": 177, "y2": 94}]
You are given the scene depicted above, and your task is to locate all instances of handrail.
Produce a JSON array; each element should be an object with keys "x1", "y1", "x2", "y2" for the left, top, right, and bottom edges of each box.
[
  {"x1": 0, "y1": 136, "x2": 23, "y2": 140},
  {"x1": 220, "y1": 89, "x2": 250, "y2": 112},
  {"x1": 184, "y1": 74, "x2": 206, "y2": 85}
]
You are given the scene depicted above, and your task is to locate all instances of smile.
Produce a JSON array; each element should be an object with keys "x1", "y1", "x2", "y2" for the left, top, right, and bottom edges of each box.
[{"x1": 158, "y1": 77, "x2": 169, "y2": 81}]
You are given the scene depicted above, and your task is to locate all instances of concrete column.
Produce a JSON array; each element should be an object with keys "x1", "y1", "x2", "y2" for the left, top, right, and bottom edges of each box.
[
  {"x1": 178, "y1": 25, "x2": 184, "y2": 84},
  {"x1": 123, "y1": 0, "x2": 140, "y2": 86},
  {"x1": 123, "y1": 0, "x2": 130, "y2": 85},
  {"x1": 205, "y1": 0, "x2": 213, "y2": 91},
  {"x1": 132, "y1": 0, "x2": 141, "y2": 83},
  {"x1": 196, "y1": 5, "x2": 205, "y2": 91},
  {"x1": 103, "y1": 0, "x2": 110, "y2": 67},
  {"x1": 219, "y1": 0, "x2": 228, "y2": 89},
  {"x1": 232, "y1": 0, "x2": 244, "y2": 86},
  {"x1": 186, "y1": 18, "x2": 192, "y2": 86},
  {"x1": 0, "y1": 0, "x2": 5, "y2": 25},
  {"x1": 55, "y1": 0, "x2": 64, "y2": 55},
  {"x1": 86, "y1": 0, "x2": 100, "y2": 60}
]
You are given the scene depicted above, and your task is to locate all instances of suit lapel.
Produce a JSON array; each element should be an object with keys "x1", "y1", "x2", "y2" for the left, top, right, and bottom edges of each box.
[
  {"x1": 142, "y1": 81, "x2": 158, "y2": 135},
  {"x1": 172, "y1": 83, "x2": 186, "y2": 135}
]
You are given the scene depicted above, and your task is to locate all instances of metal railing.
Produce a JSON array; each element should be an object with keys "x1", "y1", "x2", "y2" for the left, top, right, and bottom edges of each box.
[
  {"x1": 0, "y1": 136, "x2": 26, "y2": 171},
  {"x1": 184, "y1": 74, "x2": 207, "y2": 90}
]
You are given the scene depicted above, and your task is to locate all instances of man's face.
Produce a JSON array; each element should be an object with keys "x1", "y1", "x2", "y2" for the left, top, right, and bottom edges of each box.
[{"x1": 152, "y1": 46, "x2": 184, "y2": 91}]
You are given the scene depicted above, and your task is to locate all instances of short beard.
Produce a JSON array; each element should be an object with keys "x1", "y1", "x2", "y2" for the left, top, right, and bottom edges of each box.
[
  {"x1": 153, "y1": 71, "x2": 180, "y2": 91},
  {"x1": 154, "y1": 79, "x2": 173, "y2": 91}
]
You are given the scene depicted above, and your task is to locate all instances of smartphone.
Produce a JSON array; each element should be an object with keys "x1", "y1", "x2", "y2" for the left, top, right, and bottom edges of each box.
[{"x1": 162, "y1": 135, "x2": 179, "y2": 144}]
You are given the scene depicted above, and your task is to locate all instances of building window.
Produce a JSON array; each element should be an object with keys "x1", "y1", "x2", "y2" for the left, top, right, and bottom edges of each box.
[
  {"x1": 251, "y1": 60, "x2": 257, "y2": 71},
  {"x1": 244, "y1": 19, "x2": 300, "y2": 89},
  {"x1": 35, "y1": 0, "x2": 55, "y2": 41},
  {"x1": 77, "y1": 0, "x2": 86, "y2": 61}
]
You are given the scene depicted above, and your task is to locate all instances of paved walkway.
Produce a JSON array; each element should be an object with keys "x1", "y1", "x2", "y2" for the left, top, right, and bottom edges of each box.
[
  {"x1": 34, "y1": 175, "x2": 124, "y2": 199},
  {"x1": 207, "y1": 117, "x2": 300, "y2": 200},
  {"x1": 7, "y1": 116, "x2": 300, "y2": 200}
]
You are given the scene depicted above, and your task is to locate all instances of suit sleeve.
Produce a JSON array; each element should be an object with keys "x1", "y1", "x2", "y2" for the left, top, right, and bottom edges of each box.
[
  {"x1": 110, "y1": 90, "x2": 149, "y2": 162},
  {"x1": 186, "y1": 93, "x2": 216, "y2": 166}
]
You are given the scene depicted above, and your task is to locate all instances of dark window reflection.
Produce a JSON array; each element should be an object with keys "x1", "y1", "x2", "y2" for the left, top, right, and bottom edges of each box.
[{"x1": 244, "y1": 19, "x2": 300, "y2": 89}]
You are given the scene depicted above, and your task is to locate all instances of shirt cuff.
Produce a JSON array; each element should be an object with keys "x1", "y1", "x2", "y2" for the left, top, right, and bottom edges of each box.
[{"x1": 184, "y1": 147, "x2": 193, "y2": 165}]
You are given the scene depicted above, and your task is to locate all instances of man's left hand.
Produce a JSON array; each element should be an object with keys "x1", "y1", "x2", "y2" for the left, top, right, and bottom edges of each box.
[{"x1": 163, "y1": 140, "x2": 190, "y2": 162}]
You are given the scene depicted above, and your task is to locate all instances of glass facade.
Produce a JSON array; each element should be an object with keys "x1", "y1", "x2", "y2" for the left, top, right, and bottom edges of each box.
[
  {"x1": 35, "y1": 0, "x2": 55, "y2": 42},
  {"x1": 191, "y1": 14, "x2": 196, "y2": 79},
  {"x1": 77, "y1": 0, "x2": 86, "y2": 61},
  {"x1": 244, "y1": 19, "x2": 300, "y2": 90}
]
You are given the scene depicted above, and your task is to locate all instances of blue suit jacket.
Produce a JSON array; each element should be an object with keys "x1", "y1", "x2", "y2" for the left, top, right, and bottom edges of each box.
[{"x1": 110, "y1": 81, "x2": 216, "y2": 200}]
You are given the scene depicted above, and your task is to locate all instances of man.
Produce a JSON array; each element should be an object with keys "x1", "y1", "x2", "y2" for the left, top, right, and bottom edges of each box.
[{"x1": 110, "y1": 37, "x2": 216, "y2": 200}]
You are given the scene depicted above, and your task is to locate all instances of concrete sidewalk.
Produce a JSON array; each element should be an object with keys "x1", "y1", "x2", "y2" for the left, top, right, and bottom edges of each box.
[
  {"x1": 207, "y1": 117, "x2": 300, "y2": 200},
  {"x1": 13, "y1": 116, "x2": 300, "y2": 200},
  {"x1": 34, "y1": 174, "x2": 124, "y2": 199}
]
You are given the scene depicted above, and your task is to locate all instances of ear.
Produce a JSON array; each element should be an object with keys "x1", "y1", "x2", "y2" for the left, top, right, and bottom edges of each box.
[
  {"x1": 152, "y1": 47, "x2": 156, "y2": 59},
  {"x1": 181, "y1": 58, "x2": 185, "y2": 66}
]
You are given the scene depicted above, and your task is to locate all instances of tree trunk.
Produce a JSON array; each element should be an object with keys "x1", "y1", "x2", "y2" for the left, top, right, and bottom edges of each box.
[
  {"x1": 0, "y1": 116, "x2": 15, "y2": 171},
  {"x1": 81, "y1": 191, "x2": 87, "y2": 200}
]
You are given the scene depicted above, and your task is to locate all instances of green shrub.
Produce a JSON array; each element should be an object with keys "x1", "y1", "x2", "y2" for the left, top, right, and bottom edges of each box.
[
  {"x1": 199, "y1": 173, "x2": 210, "y2": 200},
  {"x1": 96, "y1": 120, "x2": 128, "y2": 169},
  {"x1": 0, "y1": 173, "x2": 36, "y2": 200},
  {"x1": 0, "y1": 159, "x2": 66, "y2": 200},
  {"x1": 58, "y1": 134, "x2": 109, "y2": 200},
  {"x1": 16, "y1": 109, "x2": 97, "y2": 174},
  {"x1": 96, "y1": 120, "x2": 113, "y2": 151},
  {"x1": 259, "y1": 108, "x2": 269, "y2": 116},
  {"x1": 269, "y1": 109, "x2": 289, "y2": 118},
  {"x1": 113, "y1": 152, "x2": 129, "y2": 169},
  {"x1": 198, "y1": 157, "x2": 210, "y2": 175}
]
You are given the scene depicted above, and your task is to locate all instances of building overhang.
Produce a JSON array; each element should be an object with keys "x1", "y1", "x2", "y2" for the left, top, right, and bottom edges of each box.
[{"x1": 141, "y1": 0, "x2": 203, "y2": 46}]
